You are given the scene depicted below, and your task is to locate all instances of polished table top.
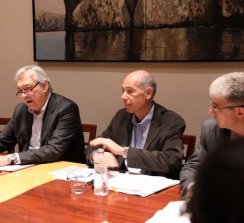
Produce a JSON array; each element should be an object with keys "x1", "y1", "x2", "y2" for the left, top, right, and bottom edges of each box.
[{"x1": 0, "y1": 179, "x2": 180, "y2": 223}]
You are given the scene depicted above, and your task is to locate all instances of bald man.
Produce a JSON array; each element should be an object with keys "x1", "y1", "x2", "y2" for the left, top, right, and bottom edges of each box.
[{"x1": 86, "y1": 70, "x2": 185, "y2": 179}]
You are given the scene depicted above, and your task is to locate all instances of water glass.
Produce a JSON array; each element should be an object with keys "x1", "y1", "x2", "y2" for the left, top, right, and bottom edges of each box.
[{"x1": 67, "y1": 171, "x2": 86, "y2": 195}]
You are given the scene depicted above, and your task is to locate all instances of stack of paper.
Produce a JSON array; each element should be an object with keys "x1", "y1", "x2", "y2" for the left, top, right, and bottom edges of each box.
[{"x1": 107, "y1": 171, "x2": 179, "y2": 197}]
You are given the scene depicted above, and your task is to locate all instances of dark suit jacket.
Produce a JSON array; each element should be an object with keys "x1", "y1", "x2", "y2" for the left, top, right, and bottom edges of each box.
[
  {"x1": 0, "y1": 93, "x2": 85, "y2": 164},
  {"x1": 86, "y1": 102, "x2": 186, "y2": 179},
  {"x1": 180, "y1": 117, "x2": 230, "y2": 195}
]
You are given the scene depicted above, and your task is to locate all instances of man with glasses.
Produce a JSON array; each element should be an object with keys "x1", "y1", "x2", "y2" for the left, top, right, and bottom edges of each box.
[
  {"x1": 180, "y1": 71, "x2": 244, "y2": 198},
  {"x1": 0, "y1": 65, "x2": 85, "y2": 166}
]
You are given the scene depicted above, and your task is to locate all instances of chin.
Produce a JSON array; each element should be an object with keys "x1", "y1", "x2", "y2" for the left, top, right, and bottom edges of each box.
[
  {"x1": 217, "y1": 122, "x2": 225, "y2": 129},
  {"x1": 125, "y1": 107, "x2": 133, "y2": 113}
]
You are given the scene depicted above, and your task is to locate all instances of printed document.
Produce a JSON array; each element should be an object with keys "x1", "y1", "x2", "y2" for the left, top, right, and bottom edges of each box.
[{"x1": 107, "y1": 171, "x2": 179, "y2": 197}]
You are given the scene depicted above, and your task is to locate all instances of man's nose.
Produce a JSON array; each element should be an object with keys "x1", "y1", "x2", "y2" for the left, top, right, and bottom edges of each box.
[
  {"x1": 209, "y1": 106, "x2": 215, "y2": 115},
  {"x1": 121, "y1": 91, "x2": 127, "y2": 100}
]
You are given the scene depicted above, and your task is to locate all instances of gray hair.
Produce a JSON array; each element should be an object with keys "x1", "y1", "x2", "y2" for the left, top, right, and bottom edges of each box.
[
  {"x1": 14, "y1": 65, "x2": 53, "y2": 92},
  {"x1": 209, "y1": 72, "x2": 244, "y2": 104},
  {"x1": 140, "y1": 74, "x2": 157, "y2": 98}
]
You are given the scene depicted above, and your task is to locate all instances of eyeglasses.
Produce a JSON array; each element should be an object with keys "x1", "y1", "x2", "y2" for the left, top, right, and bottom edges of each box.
[
  {"x1": 210, "y1": 103, "x2": 244, "y2": 111},
  {"x1": 16, "y1": 82, "x2": 40, "y2": 97}
]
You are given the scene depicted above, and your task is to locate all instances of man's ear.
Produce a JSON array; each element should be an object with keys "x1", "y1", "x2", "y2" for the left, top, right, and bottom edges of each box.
[
  {"x1": 43, "y1": 81, "x2": 49, "y2": 93},
  {"x1": 145, "y1": 87, "x2": 153, "y2": 100},
  {"x1": 236, "y1": 107, "x2": 244, "y2": 119}
]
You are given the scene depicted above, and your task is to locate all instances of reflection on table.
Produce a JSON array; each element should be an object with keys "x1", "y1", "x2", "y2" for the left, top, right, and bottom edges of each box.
[{"x1": 0, "y1": 162, "x2": 180, "y2": 223}]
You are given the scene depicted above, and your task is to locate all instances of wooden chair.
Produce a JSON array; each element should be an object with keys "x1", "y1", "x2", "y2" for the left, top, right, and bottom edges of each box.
[
  {"x1": 0, "y1": 117, "x2": 11, "y2": 127},
  {"x1": 0, "y1": 117, "x2": 11, "y2": 133},
  {"x1": 81, "y1": 124, "x2": 97, "y2": 146},
  {"x1": 0, "y1": 117, "x2": 14, "y2": 153},
  {"x1": 182, "y1": 134, "x2": 196, "y2": 165}
]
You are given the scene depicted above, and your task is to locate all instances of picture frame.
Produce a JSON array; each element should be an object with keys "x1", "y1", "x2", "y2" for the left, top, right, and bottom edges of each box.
[{"x1": 33, "y1": 0, "x2": 244, "y2": 62}]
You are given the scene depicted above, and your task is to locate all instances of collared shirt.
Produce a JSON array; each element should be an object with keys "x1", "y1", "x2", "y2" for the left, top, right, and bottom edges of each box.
[
  {"x1": 126, "y1": 104, "x2": 154, "y2": 173},
  {"x1": 15, "y1": 93, "x2": 51, "y2": 164}
]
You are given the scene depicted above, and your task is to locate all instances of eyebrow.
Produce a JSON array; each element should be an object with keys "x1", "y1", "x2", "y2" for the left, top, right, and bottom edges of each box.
[{"x1": 17, "y1": 83, "x2": 35, "y2": 88}]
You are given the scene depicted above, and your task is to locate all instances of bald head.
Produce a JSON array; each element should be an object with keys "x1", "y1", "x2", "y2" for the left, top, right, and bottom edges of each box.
[{"x1": 125, "y1": 70, "x2": 157, "y2": 98}]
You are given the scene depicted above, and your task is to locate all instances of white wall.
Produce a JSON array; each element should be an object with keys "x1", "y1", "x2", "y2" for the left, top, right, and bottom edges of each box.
[{"x1": 1, "y1": 0, "x2": 244, "y2": 142}]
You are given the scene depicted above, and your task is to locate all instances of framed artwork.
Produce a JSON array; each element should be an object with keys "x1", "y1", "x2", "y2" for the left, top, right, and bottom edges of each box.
[{"x1": 33, "y1": 0, "x2": 244, "y2": 62}]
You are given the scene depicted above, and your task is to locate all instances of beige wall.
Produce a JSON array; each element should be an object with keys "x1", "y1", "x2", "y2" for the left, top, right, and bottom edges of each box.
[{"x1": 1, "y1": 0, "x2": 244, "y2": 142}]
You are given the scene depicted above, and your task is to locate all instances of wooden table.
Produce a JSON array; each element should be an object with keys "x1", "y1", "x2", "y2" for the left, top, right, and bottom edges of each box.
[
  {"x1": 0, "y1": 171, "x2": 8, "y2": 176},
  {"x1": 0, "y1": 179, "x2": 180, "y2": 223}
]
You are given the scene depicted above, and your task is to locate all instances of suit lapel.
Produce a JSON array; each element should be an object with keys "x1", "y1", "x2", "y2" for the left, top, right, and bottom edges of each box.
[
  {"x1": 144, "y1": 120, "x2": 161, "y2": 149},
  {"x1": 144, "y1": 103, "x2": 164, "y2": 149},
  {"x1": 24, "y1": 111, "x2": 34, "y2": 147},
  {"x1": 41, "y1": 94, "x2": 55, "y2": 144}
]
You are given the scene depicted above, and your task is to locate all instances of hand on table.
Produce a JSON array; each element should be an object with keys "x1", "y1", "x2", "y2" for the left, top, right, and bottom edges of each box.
[
  {"x1": 0, "y1": 154, "x2": 10, "y2": 166},
  {"x1": 89, "y1": 137, "x2": 125, "y2": 156},
  {"x1": 92, "y1": 151, "x2": 119, "y2": 168}
]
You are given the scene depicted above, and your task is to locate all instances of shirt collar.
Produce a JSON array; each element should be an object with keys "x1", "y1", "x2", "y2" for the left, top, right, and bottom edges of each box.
[{"x1": 132, "y1": 104, "x2": 154, "y2": 127}]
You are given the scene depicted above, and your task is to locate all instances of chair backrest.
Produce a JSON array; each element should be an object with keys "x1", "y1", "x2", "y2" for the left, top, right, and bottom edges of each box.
[
  {"x1": 182, "y1": 134, "x2": 196, "y2": 165},
  {"x1": 0, "y1": 117, "x2": 14, "y2": 153},
  {"x1": 0, "y1": 117, "x2": 11, "y2": 133},
  {"x1": 0, "y1": 117, "x2": 11, "y2": 126},
  {"x1": 81, "y1": 124, "x2": 97, "y2": 146}
]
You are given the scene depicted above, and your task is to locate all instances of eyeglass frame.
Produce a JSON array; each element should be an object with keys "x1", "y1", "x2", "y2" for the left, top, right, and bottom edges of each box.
[
  {"x1": 210, "y1": 102, "x2": 244, "y2": 111},
  {"x1": 16, "y1": 82, "x2": 40, "y2": 97}
]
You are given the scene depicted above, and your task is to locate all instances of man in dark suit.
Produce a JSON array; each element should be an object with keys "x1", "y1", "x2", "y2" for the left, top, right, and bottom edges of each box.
[
  {"x1": 0, "y1": 65, "x2": 85, "y2": 166},
  {"x1": 180, "y1": 72, "x2": 244, "y2": 198},
  {"x1": 86, "y1": 70, "x2": 185, "y2": 179}
]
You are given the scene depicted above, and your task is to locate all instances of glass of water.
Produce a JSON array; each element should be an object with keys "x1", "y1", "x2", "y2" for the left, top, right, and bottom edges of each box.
[{"x1": 67, "y1": 170, "x2": 86, "y2": 195}]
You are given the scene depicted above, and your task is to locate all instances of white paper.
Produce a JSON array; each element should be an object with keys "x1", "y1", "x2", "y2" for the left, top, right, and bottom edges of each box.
[
  {"x1": 50, "y1": 166, "x2": 94, "y2": 183},
  {"x1": 0, "y1": 164, "x2": 34, "y2": 172},
  {"x1": 145, "y1": 201, "x2": 190, "y2": 223},
  {"x1": 107, "y1": 171, "x2": 179, "y2": 197}
]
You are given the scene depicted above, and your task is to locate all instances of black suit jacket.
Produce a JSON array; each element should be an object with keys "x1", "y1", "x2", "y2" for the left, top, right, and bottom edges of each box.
[
  {"x1": 0, "y1": 93, "x2": 85, "y2": 164},
  {"x1": 86, "y1": 102, "x2": 186, "y2": 179}
]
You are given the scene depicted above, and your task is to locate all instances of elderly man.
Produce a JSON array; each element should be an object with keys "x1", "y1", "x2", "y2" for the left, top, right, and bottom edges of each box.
[
  {"x1": 86, "y1": 70, "x2": 185, "y2": 179},
  {"x1": 0, "y1": 65, "x2": 85, "y2": 166},
  {"x1": 180, "y1": 71, "x2": 244, "y2": 198}
]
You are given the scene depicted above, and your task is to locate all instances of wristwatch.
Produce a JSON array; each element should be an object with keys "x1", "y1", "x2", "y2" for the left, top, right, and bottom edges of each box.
[
  {"x1": 122, "y1": 147, "x2": 129, "y2": 159},
  {"x1": 8, "y1": 153, "x2": 18, "y2": 165}
]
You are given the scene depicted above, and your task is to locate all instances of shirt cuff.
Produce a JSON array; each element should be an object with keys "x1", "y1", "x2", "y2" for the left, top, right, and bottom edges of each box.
[{"x1": 15, "y1": 153, "x2": 21, "y2": 164}]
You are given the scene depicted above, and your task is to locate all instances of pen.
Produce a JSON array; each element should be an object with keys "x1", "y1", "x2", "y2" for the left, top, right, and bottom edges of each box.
[
  {"x1": 86, "y1": 172, "x2": 94, "y2": 185},
  {"x1": 86, "y1": 172, "x2": 93, "y2": 178}
]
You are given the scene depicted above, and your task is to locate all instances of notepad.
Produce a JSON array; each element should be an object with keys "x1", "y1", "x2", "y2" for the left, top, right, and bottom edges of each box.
[{"x1": 107, "y1": 171, "x2": 179, "y2": 197}]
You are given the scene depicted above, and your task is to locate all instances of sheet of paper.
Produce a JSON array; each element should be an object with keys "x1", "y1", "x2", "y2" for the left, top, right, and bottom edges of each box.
[
  {"x1": 50, "y1": 166, "x2": 94, "y2": 183},
  {"x1": 107, "y1": 171, "x2": 179, "y2": 197},
  {"x1": 0, "y1": 164, "x2": 34, "y2": 172},
  {"x1": 145, "y1": 201, "x2": 190, "y2": 223}
]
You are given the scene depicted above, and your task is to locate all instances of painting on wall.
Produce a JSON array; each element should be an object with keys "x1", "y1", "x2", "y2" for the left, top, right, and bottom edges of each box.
[{"x1": 33, "y1": 0, "x2": 244, "y2": 62}]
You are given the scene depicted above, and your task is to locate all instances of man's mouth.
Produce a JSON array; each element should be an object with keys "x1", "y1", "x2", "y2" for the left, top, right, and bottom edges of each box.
[{"x1": 25, "y1": 100, "x2": 33, "y2": 104}]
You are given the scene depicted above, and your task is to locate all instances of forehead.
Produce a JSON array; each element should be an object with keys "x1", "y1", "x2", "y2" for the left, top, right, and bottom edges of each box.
[
  {"x1": 211, "y1": 97, "x2": 229, "y2": 105},
  {"x1": 17, "y1": 74, "x2": 35, "y2": 88},
  {"x1": 122, "y1": 74, "x2": 142, "y2": 88}
]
